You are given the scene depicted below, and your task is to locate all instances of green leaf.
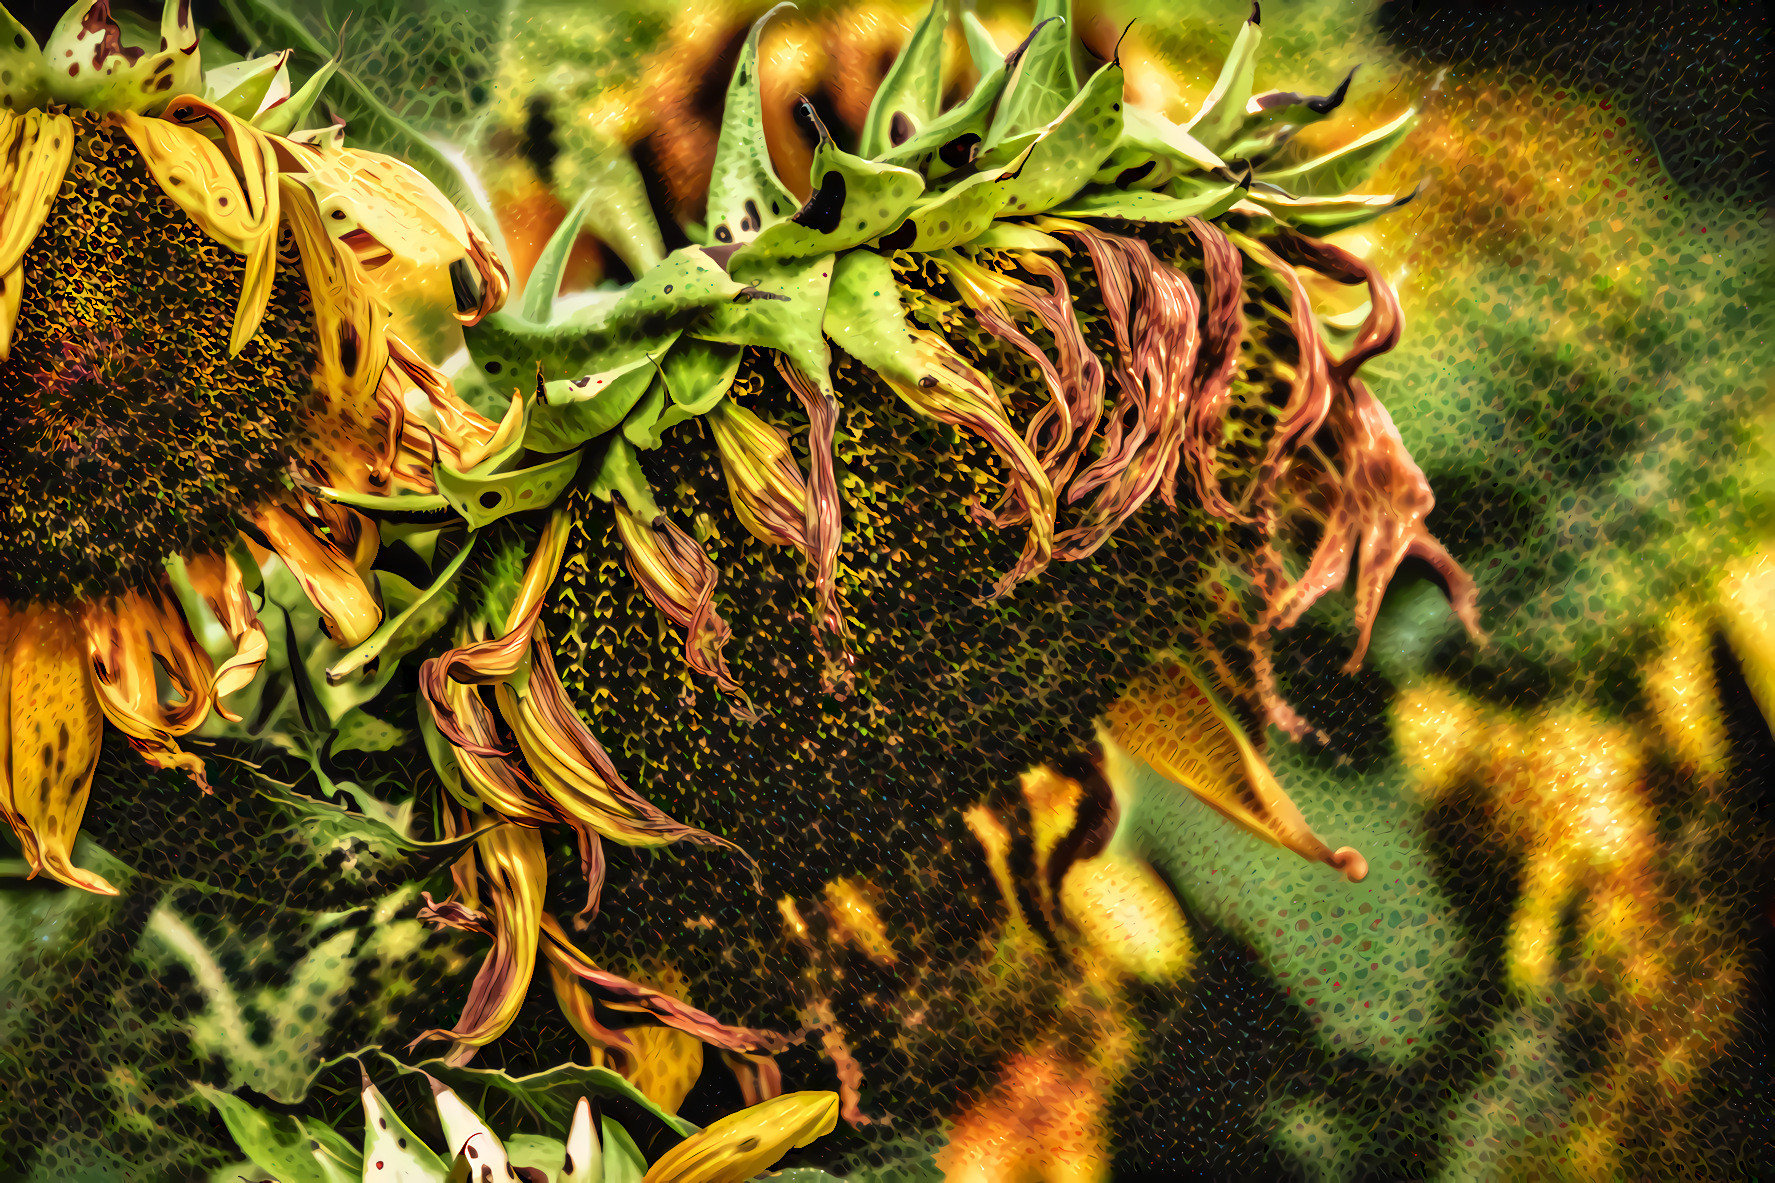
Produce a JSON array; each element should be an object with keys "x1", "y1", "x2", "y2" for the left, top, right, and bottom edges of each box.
[
  {"x1": 524, "y1": 186, "x2": 603, "y2": 324},
  {"x1": 198, "y1": 1084, "x2": 363, "y2": 1183},
  {"x1": 1042, "y1": 177, "x2": 1243, "y2": 222},
  {"x1": 984, "y1": 15, "x2": 1076, "y2": 153},
  {"x1": 601, "y1": 1119, "x2": 647, "y2": 1183},
  {"x1": 301, "y1": 486, "x2": 454, "y2": 525},
  {"x1": 434, "y1": 450, "x2": 584, "y2": 529},
  {"x1": 368, "y1": 1052, "x2": 701, "y2": 1139},
  {"x1": 325, "y1": 536, "x2": 477, "y2": 684},
  {"x1": 1221, "y1": 67, "x2": 1356, "y2": 162},
  {"x1": 962, "y1": 10, "x2": 1004, "y2": 72},
  {"x1": 701, "y1": 3, "x2": 801, "y2": 248},
  {"x1": 621, "y1": 340, "x2": 746, "y2": 450},
  {"x1": 873, "y1": 168, "x2": 1009, "y2": 252},
  {"x1": 508, "y1": 1134, "x2": 571, "y2": 1180},
  {"x1": 737, "y1": 108, "x2": 925, "y2": 262},
  {"x1": 527, "y1": 348, "x2": 676, "y2": 455},
  {"x1": 1186, "y1": 9, "x2": 1262, "y2": 152},
  {"x1": 589, "y1": 436, "x2": 663, "y2": 521},
  {"x1": 990, "y1": 59, "x2": 1126, "y2": 218},
  {"x1": 1259, "y1": 108, "x2": 1419, "y2": 197},
  {"x1": 468, "y1": 248, "x2": 742, "y2": 383},
  {"x1": 524, "y1": 144, "x2": 668, "y2": 320},
  {"x1": 1245, "y1": 183, "x2": 1421, "y2": 232},
  {"x1": 1090, "y1": 104, "x2": 1228, "y2": 191},
  {"x1": 693, "y1": 253, "x2": 836, "y2": 392},
  {"x1": 858, "y1": 0, "x2": 950, "y2": 158}
]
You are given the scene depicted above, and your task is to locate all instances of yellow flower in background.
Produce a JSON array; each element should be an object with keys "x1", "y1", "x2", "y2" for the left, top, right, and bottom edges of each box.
[{"x1": 0, "y1": 0, "x2": 507, "y2": 893}]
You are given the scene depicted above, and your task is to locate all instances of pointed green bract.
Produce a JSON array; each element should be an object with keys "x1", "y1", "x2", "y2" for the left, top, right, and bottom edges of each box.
[
  {"x1": 601, "y1": 1118, "x2": 647, "y2": 1183},
  {"x1": 962, "y1": 10, "x2": 1004, "y2": 72},
  {"x1": 436, "y1": 449, "x2": 584, "y2": 529},
  {"x1": 590, "y1": 436, "x2": 663, "y2": 521},
  {"x1": 701, "y1": 2, "x2": 801, "y2": 249},
  {"x1": 1045, "y1": 177, "x2": 1244, "y2": 222},
  {"x1": 694, "y1": 253, "x2": 836, "y2": 395},
  {"x1": 1222, "y1": 67, "x2": 1356, "y2": 161},
  {"x1": 875, "y1": 167, "x2": 1012, "y2": 252},
  {"x1": 983, "y1": 15, "x2": 1077, "y2": 155},
  {"x1": 528, "y1": 350, "x2": 671, "y2": 454},
  {"x1": 877, "y1": 51, "x2": 1008, "y2": 180},
  {"x1": 0, "y1": 7, "x2": 48, "y2": 110},
  {"x1": 739, "y1": 110, "x2": 925, "y2": 262},
  {"x1": 1247, "y1": 183, "x2": 1420, "y2": 232},
  {"x1": 1260, "y1": 107, "x2": 1419, "y2": 196},
  {"x1": 325, "y1": 538, "x2": 477, "y2": 683},
  {"x1": 1092, "y1": 105, "x2": 1227, "y2": 191},
  {"x1": 859, "y1": 0, "x2": 951, "y2": 159},
  {"x1": 991, "y1": 59, "x2": 1125, "y2": 216},
  {"x1": 1187, "y1": 11, "x2": 1262, "y2": 152}
]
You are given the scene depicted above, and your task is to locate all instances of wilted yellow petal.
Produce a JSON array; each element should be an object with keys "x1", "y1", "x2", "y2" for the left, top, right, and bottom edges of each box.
[
  {"x1": 0, "y1": 110, "x2": 74, "y2": 361},
  {"x1": 253, "y1": 505, "x2": 383, "y2": 647},
  {"x1": 82, "y1": 589, "x2": 214, "y2": 783},
  {"x1": 612, "y1": 503, "x2": 746, "y2": 702},
  {"x1": 1107, "y1": 657, "x2": 1367, "y2": 881},
  {"x1": 706, "y1": 400, "x2": 811, "y2": 551},
  {"x1": 181, "y1": 551, "x2": 269, "y2": 720},
  {"x1": 413, "y1": 822, "x2": 547, "y2": 1060},
  {"x1": 641, "y1": 1091, "x2": 840, "y2": 1183},
  {"x1": 117, "y1": 99, "x2": 282, "y2": 355},
  {"x1": 278, "y1": 174, "x2": 393, "y2": 425},
  {"x1": 5, "y1": 606, "x2": 115, "y2": 895}
]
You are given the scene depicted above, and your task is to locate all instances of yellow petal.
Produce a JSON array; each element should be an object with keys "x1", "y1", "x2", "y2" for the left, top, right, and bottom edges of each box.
[
  {"x1": 82, "y1": 591, "x2": 214, "y2": 784},
  {"x1": 116, "y1": 100, "x2": 282, "y2": 354},
  {"x1": 1106, "y1": 657, "x2": 1368, "y2": 881},
  {"x1": 454, "y1": 211, "x2": 509, "y2": 326},
  {"x1": 277, "y1": 174, "x2": 393, "y2": 424},
  {"x1": 0, "y1": 262, "x2": 22, "y2": 363},
  {"x1": 412, "y1": 821, "x2": 546, "y2": 1058},
  {"x1": 182, "y1": 551, "x2": 269, "y2": 721},
  {"x1": 0, "y1": 109, "x2": 74, "y2": 286},
  {"x1": 253, "y1": 505, "x2": 383, "y2": 647},
  {"x1": 278, "y1": 135, "x2": 473, "y2": 268},
  {"x1": 5, "y1": 606, "x2": 115, "y2": 895},
  {"x1": 0, "y1": 602, "x2": 34, "y2": 866},
  {"x1": 705, "y1": 399, "x2": 810, "y2": 550},
  {"x1": 641, "y1": 1092, "x2": 840, "y2": 1183}
]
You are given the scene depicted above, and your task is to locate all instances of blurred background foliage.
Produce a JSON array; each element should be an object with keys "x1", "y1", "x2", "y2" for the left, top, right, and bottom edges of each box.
[{"x1": 1, "y1": 0, "x2": 1769, "y2": 1179}]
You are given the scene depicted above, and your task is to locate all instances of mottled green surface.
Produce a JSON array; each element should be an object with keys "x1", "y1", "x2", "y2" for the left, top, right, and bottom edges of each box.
[{"x1": 2, "y1": 0, "x2": 1770, "y2": 1180}]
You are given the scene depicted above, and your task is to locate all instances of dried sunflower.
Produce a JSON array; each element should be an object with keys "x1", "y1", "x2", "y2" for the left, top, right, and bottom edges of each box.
[
  {"x1": 392, "y1": 0, "x2": 1482, "y2": 1069},
  {"x1": 0, "y1": 0, "x2": 508, "y2": 894}
]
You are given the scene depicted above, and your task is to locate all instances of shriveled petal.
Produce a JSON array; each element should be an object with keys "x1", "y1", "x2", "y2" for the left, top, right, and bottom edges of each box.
[
  {"x1": 4, "y1": 605, "x2": 116, "y2": 895},
  {"x1": 1105, "y1": 658, "x2": 1368, "y2": 882},
  {"x1": 943, "y1": 250, "x2": 1107, "y2": 511},
  {"x1": 251, "y1": 504, "x2": 383, "y2": 647},
  {"x1": 613, "y1": 503, "x2": 747, "y2": 704},
  {"x1": 706, "y1": 400, "x2": 812, "y2": 551},
  {"x1": 1047, "y1": 223, "x2": 1201, "y2": 561},
  {"x1": 453, "y1": 211, "x2": 509, "y2": 326},
  {"x1": 542, "y1": 913, "x2": 796, "y2": 1056},
  {"x1": 82, "y1": 587, "x2": 215, "y2": 784},
  {"x1": 412, "y1": 822, "x2": 548, "y2": 1061},
  {"x1": 870, "y1": 326, "x2": 1055, "y2": 598},
  {"x1": 437, "y1": 676, "x2": 556, "y2": 822},
  {"x1": 387, "y1": 332, "x2": 500, "y2": 462},
  {"x1": 772, "y1": 358, "x2": 852, "y2": 648},
  {"x1": 117, "y1": 98, "x2": 282, "y2": 354},
  {"x1": 499, "y1": 632, "x2": 747, "y2": 855},
  {"x1": 44, "y1": 0, "x2": 201, "y2": 116},
  {"x1": 547, "y1": 951, "x2": 638, "y2": 1074},
  {"x1": 181, "y1": 552, "x2": 268, "y2": 721},
  {"x1": 640, "y1": 1091, "x2": 839, "y2": 1183}
]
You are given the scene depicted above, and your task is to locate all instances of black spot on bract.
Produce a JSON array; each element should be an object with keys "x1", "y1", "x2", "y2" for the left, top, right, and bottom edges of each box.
[
  {"x1": 791, "y1": 169, "x2": 847, "y2": 233},
  {"x1": 877, "y1": 220, "x2": 918, "y2": 252},
  {"x1": 939, "y1": 133, "x2": 981, "y2": 169}
]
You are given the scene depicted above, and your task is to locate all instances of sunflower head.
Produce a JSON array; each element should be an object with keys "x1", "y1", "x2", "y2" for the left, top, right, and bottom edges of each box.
[{"x1": 0, "y1": 0, "x2": 508, "y2": 893}]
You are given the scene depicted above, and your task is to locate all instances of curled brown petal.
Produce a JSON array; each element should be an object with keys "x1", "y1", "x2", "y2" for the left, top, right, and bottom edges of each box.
[
  {"x1": 774, "y1": 357, "x2": 851, "y2": 641},
  {"x1": 541, "y1": 913, "x2": 797, "y2": 1055},
  {"x1": 411, "y1": 822, "x2": 548, "y2": 1063},
  {"x1": 1169, "y1": 218, "x2": 1246, "y2": 520},
  {"x1": 1051, "y1": 226, "x2": 1201, "y2": 562},
  {"x1": 612, "y1": 503, "x2": 750, "y2": 708}
]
